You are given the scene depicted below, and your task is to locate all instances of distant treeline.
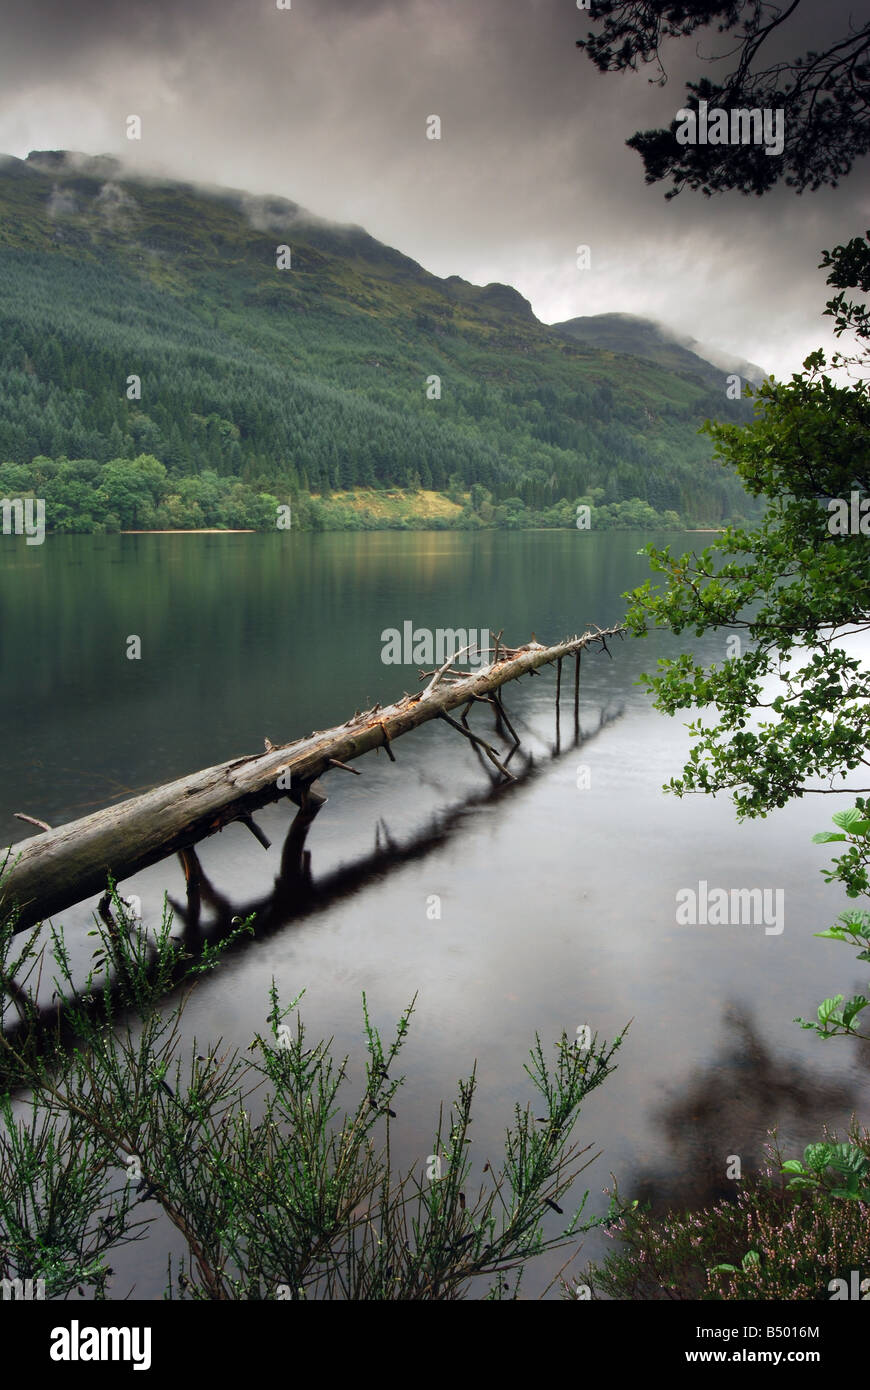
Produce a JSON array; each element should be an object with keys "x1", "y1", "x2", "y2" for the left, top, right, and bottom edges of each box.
[{"x1": 0, "y1": 454, "x2": 747, "y2": 533}]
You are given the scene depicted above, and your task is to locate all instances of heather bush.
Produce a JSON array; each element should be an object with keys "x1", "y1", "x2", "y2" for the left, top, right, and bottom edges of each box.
[{"x1": 581, "y1": 1137, "x2": 870, "y2": 1301}]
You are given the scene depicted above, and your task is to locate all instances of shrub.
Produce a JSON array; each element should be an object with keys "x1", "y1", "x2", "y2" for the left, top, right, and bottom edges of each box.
[
  {"x1": 0, "y1": 888, "x2": 626, "y2": 1300},
  {"x1": 582, "y1": 1138, "x2": 870, "y2": 1301}
]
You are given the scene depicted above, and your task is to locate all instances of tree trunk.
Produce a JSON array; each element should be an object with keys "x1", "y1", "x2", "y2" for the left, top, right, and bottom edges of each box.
[{"x1": 2, "y1": 626, "x2": 622, "y2": 932}]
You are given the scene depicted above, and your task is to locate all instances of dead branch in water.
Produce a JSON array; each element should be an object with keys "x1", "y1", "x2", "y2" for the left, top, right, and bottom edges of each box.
[{"x1": 1, "y1": 625, "x2": 623, "y2": 932}]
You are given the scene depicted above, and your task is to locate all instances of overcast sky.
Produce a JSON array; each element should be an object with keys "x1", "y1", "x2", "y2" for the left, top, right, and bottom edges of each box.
[{"x1": 0, "y1": 0, "x2": 867, "y2": 378}]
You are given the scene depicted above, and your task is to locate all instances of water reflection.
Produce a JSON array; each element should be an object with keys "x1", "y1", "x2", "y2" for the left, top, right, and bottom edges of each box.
[
  {"x1": 622, "y1": 1003, "x2": 858, "y2": 1215},
  {"x1": 168, "y1": 704, "x2": 624, "y2": 945},
  {"x1": 1, "y1": 704, "x2": 624, "y2": 1093}
]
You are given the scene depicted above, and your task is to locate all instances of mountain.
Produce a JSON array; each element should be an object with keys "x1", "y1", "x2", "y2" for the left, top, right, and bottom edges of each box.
[
  {"x1": 0, "y1": 151, "x2": 759, "y2": 530},
  {"x1": 550, "y1": 313, "x2": 767, "y2": 390}
]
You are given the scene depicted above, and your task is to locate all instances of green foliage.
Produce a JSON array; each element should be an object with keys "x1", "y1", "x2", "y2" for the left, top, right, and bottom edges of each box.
[
  {"x1": 0, "y1": 1094, "x2": 146, "y2": 1300},
  {"x1": 781, "y1": 1142, "x2": 870, "y2": 1202},
  {"x1": 580, "y1": 1140, "x2": 870, "y2": 1300},
  {"x1": 0, "y1": 448, "x2": 698, "y2": 533},
  {"x1": 0, "y1": 886, "x2": 626, "y2": 1299},
  {"x1": 791, "y1": 804, "x2": 870, "y2": 1042}
]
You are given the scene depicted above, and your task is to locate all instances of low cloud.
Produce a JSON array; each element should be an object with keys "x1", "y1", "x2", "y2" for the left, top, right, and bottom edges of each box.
[
  {"x1": 94, "y1": 180, "x2": 138, "y2": 230},
  {"x1": 47, "y1": 183, "x2": 77, "y2": 217}
]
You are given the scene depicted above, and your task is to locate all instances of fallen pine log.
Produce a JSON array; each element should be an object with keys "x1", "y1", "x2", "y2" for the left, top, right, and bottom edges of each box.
[{"x1": 1, "y1": 625, "x2": 623, "y2": 933}]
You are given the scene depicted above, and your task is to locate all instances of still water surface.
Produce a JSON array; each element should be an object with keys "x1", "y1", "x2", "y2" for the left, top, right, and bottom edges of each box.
[{"x1": 1, "y1": 531, "x2": 867, "y2": 1297}]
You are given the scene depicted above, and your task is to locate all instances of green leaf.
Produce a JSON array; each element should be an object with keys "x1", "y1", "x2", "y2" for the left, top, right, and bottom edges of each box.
[
  {"x1": 832, "y1": 809, "x2": 866, "y2": 831},
  {"x1": 812, "y1": 831, "x2": 848, "y2": 843},
  {"x1": 804, "y1": 1143, "x2": 834, "y2": 1171},
  {"x1": 841, "y1": 996, "x2": 870, "y2": 1027},
  {"x1": 838, "y1": 911, "x2": 870, "y2": 932},
  {"x1": 828, "y1": 1143, "x2": 869, "y2": 1175},
  {"x1": 780, "y1": 1160, "x2": 805, "y2": 1173},
  {"x1": 817, "y1": 997, "x2": 844, "y2": 1023}
]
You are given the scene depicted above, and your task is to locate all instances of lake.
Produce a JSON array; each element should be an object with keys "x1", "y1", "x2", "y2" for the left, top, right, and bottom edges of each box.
[{"x1": 1, "y1": 530, "x2": 868, "y2": 1298}]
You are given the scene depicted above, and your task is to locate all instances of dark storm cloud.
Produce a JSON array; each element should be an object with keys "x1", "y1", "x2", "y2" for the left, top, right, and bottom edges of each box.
[
  {"x1": 0, "y1": 0, "x2": 400, "y2": 76},
  {"x1": 0, "y1": 0, "x2": 866, "y2": 376},
  {"x1": 0, "y1": 0, "x2": 205, "y2": 76}
]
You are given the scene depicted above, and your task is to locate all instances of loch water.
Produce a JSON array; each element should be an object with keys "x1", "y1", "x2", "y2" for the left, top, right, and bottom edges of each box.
[{"x1": 2, "y1": 530, "x2": 867, "y2": 1298}]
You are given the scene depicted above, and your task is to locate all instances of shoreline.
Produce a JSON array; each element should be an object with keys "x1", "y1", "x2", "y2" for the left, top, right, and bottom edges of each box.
[
  {"x1": 108, "y1": 525, "x2": 727, "y2": 537},
  {"x1": 120, "y1": 528, "x2": 255, "y2": 534}
]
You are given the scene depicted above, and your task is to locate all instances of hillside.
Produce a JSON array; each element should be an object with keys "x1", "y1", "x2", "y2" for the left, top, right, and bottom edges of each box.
[
  {"x1": 0, "y1": 150, "x2": 759, "y2": 531},
  {"x1": 550, "y1": 313, "x2": 766, "y2": 391}
]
